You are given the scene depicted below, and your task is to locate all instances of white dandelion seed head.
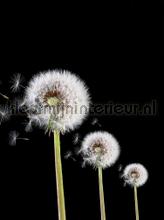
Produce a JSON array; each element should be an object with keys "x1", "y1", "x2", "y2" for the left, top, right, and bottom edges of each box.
[
  {"x1": 10, "y1": 73, "x2": 24, "y2": 92},
  {"x1": 24, "y1": 70, "x2": 90, "y2": 133},
  {"x1": 9, "y1": 130, "x2": 19, "y2": 146},
  {"x1": 123, "y1": 163, "x2": 148, "y2": 187},
  {"x1": 80, "y1": 131, "x2": 120, "y2": 169}
]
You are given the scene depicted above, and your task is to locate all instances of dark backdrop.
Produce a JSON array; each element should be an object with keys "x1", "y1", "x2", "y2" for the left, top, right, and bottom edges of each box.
[{"x1": 0, "y1": 1, "x2": 161, "y2": 220}]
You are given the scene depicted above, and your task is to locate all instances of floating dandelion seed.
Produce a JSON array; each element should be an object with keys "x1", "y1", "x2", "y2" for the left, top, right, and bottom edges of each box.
[
  {"x1": 91, "y1": 118, "x2": 102, "y2": 127},
  {"x1": 72, "y1": 133, "x2": 80, "y2": 145},
  {"x1": 10, "y1": 73, "x2": 25, "y2": 93},
  {"x1": 0, "y1": 106, "x2": 10, "y2": 125},
  {"x1": 24, "y1": 113, "x2": 44, "y2": 133},
  {"x1": 122, "y1": 163, "x2": 148, "y2": 220},
  {"x1": 9, "y1": 130, "x2": 29, "y2": 146},
  {"x1": 0, "y1": 80, "x2": 9, "y2": 99},
  {"x1": 118, "y1": 164, "x2": 123, "y2": 172},
  {"x1": 9, "y1": 130, "x2": 19, "y2": 146},
  {"x1": 0, "y1": 92, "x2": 9, "y2": 100},
  {"x1": 80, "y1": 131, "x2": 120, "y2": 220},
  {"x1": 64, "y1": 151, "x2": 72, "y2": 159},
  {"x1": 64, "y1": 151, "x2": 76, "y2": 161},
  {"x1": 24, "y1": 120, "x2": 33, "y2": 132},
  {"x1": 11, "y1": 97, "x2": 27, "y2": 115},
  {"x1": 24, "y1": 70, "x2": 90, "y2": 220}
]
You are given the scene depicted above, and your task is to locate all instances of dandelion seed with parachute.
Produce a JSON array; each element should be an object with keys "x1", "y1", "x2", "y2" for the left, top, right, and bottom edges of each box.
[
  {"x1": 91, "y1": 118, "x2": 101, "y2": 127},
  {"x1": 0, "y1": 106, "x2": 10, "y2": 125},
  {"x1": 24, "y1": 70, "x2": 90, "y2": 220},
  {"x1": 9, "y1": 130, "x2": 29, "y2": 146},
  {"x1": 0, "y1": 81, "x2": 9, "y2": 100},
  {"x1": 122, "y1": 163, "x2": 148, "y2": 220},
  {"x1": 72, "y1": 133, "x2": 80, "y2": 145},
  {"x1": 80, "y1": 131, "x2": 120, "y2": 220},
  {"x1": 64, "y1": 151, "x2": 76, "y2": 162},
  {"x1": 10, "y1": 73, "x2": 25, "y2": 93},
  {"x1": 0, "y1": 92, "x2": 9, "y2": 100}
]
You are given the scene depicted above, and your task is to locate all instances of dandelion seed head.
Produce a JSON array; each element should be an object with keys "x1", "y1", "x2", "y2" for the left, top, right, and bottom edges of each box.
[
  {"x1": 10, "y1": 73, "x2": 24, "y2": 92},
  {"x1": 25, "y1": 70, "x2": 90, "y2": 132},
  {"x1": 80, "y1": 131, "x2": 120, "y2": 169},
  {"x1": 123, "y1": 163, "x2": 148, "y2": 187}
]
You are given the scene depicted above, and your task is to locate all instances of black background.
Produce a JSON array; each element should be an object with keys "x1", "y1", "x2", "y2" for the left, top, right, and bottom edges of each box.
[{"x1": 0, "y1": 1, "x2": 162, "y2": 220}]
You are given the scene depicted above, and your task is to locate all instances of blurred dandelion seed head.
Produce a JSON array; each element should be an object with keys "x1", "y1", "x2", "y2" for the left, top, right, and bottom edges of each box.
[
  {"x1": 24, "y1": 70, "x2": 90, "y2": 132},
  {"x1": 123, "y1": 163, "x2": 148, "y2": 187},
  {"x1": 80, "y1": 131, "x2": 120, "y2": 169}
]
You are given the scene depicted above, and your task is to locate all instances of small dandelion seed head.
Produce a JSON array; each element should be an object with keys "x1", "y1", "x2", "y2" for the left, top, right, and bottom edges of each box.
[
  {"x1": 80, "y1": 131, "x2": 120, "y2": 169},
  {"x1": 9, "y1": 130, "x2": 19, "y2": 146},
  {"x1": 24, "y1": 70, "x2": 90, "y2": 133},
  {"x1": 123, "y1": 163, "x2": 148, "y2": 187},
  {"x1": 10, "y1": 73, "x2": 24, "y2": 93}
]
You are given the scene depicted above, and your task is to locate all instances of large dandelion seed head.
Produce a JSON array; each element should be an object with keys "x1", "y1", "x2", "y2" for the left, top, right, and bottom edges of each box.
[
  {"x1": 80, "y1": 131, "x2": 120, "y2": 169},
  {"x1": 123, "y1": 163, "x2": 148, "y2": 187},
  {"x1": 25, "y1": 70, "x2": 90, "y2": 133}
]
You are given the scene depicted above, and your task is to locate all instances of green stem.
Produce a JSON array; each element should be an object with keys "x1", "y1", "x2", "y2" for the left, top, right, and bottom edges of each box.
[
  {"x1": 98, "y1": 167, "x2": 106, "y2": 220},
  {"x1": 54, "y1": 130, "x2": 66, "y2": 220},
  {"x1": 134, "y1": 185, "x2": 139, "y2": 220}
]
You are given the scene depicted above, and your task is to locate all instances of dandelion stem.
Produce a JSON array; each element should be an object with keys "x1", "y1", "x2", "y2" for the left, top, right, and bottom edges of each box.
[
  {"x1": 54, "y1": 130, "x2": 66, "y2": 220},
  {"x1": 98, "y1": 167, "x2": 106, "y2": 220},
  {"x1": 134, "y1": 185, "x2": 139, "y2": 220}
]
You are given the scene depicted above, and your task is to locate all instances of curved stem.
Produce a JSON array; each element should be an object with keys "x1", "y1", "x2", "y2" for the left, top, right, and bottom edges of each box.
[
  {"x1": 98, "y1": 167, "x2": 106, "y2": 220},
  {"x1": 54, "y1": 130, "x2": 66, "y2": 220},
  {"x1": 134, "y1": 185, "x2": 139, "y2": 220}
]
